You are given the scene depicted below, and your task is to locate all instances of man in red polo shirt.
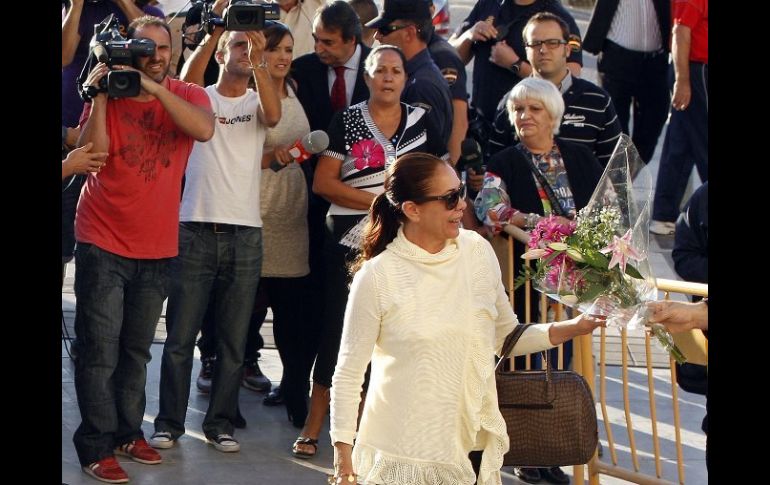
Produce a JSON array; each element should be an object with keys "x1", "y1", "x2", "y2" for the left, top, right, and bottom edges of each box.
[{"x1": 651, "y1": 0, "x2": 708, "y2": 235}]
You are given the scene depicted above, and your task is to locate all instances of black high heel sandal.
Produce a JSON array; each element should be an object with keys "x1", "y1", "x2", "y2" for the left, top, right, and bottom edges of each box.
[{"x1": 286, "y1": 405, "x2": 307, "y2": 429}]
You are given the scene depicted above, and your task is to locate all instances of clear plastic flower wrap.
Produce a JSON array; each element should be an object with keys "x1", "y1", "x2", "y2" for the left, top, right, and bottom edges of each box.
[{"x1": 515, "y1": 135, "x2": 685, "y2": 363}]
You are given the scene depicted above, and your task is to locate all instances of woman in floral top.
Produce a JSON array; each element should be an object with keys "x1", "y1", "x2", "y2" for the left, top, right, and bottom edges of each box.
[{"x1": 291, "y1": 44, "x2": 445, "y2": 458}]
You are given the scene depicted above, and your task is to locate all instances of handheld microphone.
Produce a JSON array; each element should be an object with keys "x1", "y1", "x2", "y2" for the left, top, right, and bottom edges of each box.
[
  {"x1": 269, "y1": 130, "x2": 330, "y2": 172},
  {"x1": 459, "y1": 138, "x2": 485, "y2": 174}
]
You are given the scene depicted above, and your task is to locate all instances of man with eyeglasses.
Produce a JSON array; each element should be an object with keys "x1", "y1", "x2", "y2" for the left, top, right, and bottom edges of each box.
[
  {"x1": 449, "y1": 0, "x2": 582, "y2": 124},
  {"x1": 487, "y1": 12, "x2": 622, "y2": 169},
  {"x1": 366, "y1": 0, "x2": 453, "y2": 149}
]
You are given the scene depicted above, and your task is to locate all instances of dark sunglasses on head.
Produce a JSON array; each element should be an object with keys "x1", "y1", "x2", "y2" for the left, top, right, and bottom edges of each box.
[
  {"x1": 413, "y1": 183, "x2": 467, "y2": 210},
  {"x1": 377, "y1": 23, "x2": 414, "y2": 36}
]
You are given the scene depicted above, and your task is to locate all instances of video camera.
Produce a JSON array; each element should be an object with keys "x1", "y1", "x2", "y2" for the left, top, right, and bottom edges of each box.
[
  {"x1": 185, "y1": 0, "x2": 280, "y2": 36},
  {"x1": 78, "y1": 14, "x2": 156, "y2": 100}
]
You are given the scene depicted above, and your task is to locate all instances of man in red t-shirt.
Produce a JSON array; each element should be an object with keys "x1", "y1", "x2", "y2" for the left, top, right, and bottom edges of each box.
[
  {"x1": 73, "y1": 15, "x2": 213, "y2": 484},
  {"x1": 652, "y1": 0, "x2": 708, "y2": 235}
]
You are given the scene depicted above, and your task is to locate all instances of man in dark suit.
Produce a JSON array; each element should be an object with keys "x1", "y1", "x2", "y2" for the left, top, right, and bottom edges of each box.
[
  {"x1": 291, "y1": 0, "x2": 371, "y2": 252},
  {"x1": 292, "y1": 1, "x2": 371, "y2": 143},
  {"x1": 290, "y1": 0, "x2": 371, "y2": 269},
  {"x1": 583, "y1": 0, "x2": 671, "y2": 165},
  {"x1": 267, "y1": 0, "x2": 371, "y2": 414}
]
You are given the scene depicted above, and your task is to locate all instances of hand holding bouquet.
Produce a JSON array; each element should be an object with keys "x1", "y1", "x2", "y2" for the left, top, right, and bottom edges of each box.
[{"x1": 515, "y1": 135, "x2": 686, "y2": 363}]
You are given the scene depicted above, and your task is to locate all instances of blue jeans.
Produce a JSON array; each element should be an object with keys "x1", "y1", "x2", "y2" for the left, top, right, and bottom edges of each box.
[
  {"x1": 653, "y1": 62, "x2": 708, "y2": 222},
  {"x1": 72, "y1": 243, "x2": 170, "y2": 466},
  {"x1": 154, "y1": 223, "x2": 262, "y2": 440}
]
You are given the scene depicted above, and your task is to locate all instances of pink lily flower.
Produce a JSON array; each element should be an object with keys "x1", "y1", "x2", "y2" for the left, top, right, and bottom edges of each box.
[{"x1": 599, "y1": 229, "x2": 643, "y2": 274}]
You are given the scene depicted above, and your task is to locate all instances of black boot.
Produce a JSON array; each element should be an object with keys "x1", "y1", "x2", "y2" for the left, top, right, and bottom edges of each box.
[
  {"x1": 539, "y1": 466, "x2": 570, "y2": 484},
  {"x1": 263, "y1": 385, "x2": 284, "y2": 406},
  {"x1": 513, "y1": 467, "x2": 541, "y2": 483}
]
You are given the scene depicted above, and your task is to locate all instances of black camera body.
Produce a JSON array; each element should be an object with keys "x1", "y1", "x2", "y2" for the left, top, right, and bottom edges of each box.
[
  {"x1": 224, "y1": 1, "x2": 280, "y2": 31},
  {"x1": 83, "y1": 14, "x2": 156, "y2": 99},
  {"x1": 191, "y1": 0, "x2": 280, "y2": 34}
]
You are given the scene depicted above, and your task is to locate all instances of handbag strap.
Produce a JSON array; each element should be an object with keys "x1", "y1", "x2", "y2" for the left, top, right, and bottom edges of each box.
[
  {"x1": 516, "y1": 145, "x2": 568, "y2": 218},
  {"x1": 497, "y1": 324, "x2": 555, "y2": 399},
  {"x1": 498, "y1": 323, "x2": 533, "y2": 365}
]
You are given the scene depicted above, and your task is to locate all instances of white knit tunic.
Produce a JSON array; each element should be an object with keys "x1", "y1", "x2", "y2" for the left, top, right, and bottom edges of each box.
[{"x1": 330, "y1": 227, "x2": 556, "y2": 485}]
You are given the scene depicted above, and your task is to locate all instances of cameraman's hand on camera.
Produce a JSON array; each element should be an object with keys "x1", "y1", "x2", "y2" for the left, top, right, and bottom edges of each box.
[
  {"x1": 246, "y1": 31, "x2": 268, "y2": 69},
  {"x1": 83, "y1": 63, "x2": 110, "y2": 101},
  {"x1": 212, "y1": 0, "x2": 231, "y2": 17}
]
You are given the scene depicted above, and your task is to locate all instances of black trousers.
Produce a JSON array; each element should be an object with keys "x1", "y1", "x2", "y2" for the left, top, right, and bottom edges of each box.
[
  {"x1": 652, "y1": 62, "x2": 708, "y2": 222},
  {"x1": 598, "y1": 40, "x2": 670, "y2": 164},
  {"x1": 469, "y1": 450, "x2": 483, "y2": 478},
  {"x1": 312, "y1": 215, "x2": 362, "y2": 388},
  {"x1": 197, "y1": 294, "x2": 266, "y2": 361}
]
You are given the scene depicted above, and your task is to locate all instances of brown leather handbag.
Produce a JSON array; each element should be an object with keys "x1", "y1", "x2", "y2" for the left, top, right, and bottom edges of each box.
[{"x1": 496, "y1": 324, "x2": 598, "y2": 467}]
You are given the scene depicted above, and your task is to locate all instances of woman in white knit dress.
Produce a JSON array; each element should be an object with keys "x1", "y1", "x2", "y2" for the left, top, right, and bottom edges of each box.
[{"x1": 329, "y1": 153, "x2": 605, "y2": 485}]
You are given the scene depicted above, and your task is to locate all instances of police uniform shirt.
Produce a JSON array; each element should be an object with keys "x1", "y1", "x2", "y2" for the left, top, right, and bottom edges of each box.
[
  {"x1": 427, "y1": 33, "x2": 469, "y2": 102},
  {"x1": 402, "y1": 48, "x2": 454, "y2": 149}
]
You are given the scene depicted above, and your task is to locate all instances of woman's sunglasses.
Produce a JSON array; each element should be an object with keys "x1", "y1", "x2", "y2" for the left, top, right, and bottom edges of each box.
[{"x1": 412, "y1": 183, "x2": 467, "y2": 210}]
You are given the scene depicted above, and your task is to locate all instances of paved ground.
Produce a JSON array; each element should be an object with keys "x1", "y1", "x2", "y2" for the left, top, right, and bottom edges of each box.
[{"x1": 61, "y1": 316, "x2": 707, "y2": 485}]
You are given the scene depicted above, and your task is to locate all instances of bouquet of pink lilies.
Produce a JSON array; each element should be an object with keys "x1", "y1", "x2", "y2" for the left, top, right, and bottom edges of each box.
[{"x1": 515, "y1": 135, "x2": 686, "y2": 363}]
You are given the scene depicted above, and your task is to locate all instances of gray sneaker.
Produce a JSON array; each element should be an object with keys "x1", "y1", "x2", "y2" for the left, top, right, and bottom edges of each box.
[
  {"x1": 149, "y1": 431, "x2": 175, "y2": 449},
  {"x1": 196, "y1": 356, "x2": 214, "y2": 393},
  {"x1": 242, "y1": 359, "x2": 271, "y2": 392},
  {"x1": 650, "y1": 220, "x2": 676, "y2": 235},
  {"x1": 209, "y1": 433, "x2": 240, "y2": 453}
]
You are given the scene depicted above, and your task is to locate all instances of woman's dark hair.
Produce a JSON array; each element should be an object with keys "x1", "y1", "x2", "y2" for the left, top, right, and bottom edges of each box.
[
  {"x1": 264, "y1": 21, "x2": 294, "y2": 50},
  {"x1": 364, "y1": 44, "x2": 407, "y2": 77},
  {"x1": 350, "y1": 153, "x2": 448, "y2": 274},
  {"x1": 263, "y1": 22, "x2": 295, "y2": 88}
]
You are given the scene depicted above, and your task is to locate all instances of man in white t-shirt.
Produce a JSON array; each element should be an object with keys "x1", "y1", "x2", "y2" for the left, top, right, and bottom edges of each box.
[{"x1": 150, "y1": 20, "x2": 281, "y2": 454}]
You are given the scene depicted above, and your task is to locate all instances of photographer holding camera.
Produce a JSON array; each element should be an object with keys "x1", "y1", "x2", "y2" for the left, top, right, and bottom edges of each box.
[
  {"x1": 72, "y1": 15, "x2": 214, "y2": 484},
  {"x1": 62, "y1": 0, "x2": 164, "y2": 128},
  {"x1": 149, "y1": 0, "x2": 282, "y2": 455}
]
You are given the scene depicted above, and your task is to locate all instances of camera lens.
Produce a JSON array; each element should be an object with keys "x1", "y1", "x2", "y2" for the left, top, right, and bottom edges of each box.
[
  {"x1": 112, "y1": 74, "x2": 130, "y2": 91},
  {"x1": 234, "y1": 11, "x2": 257, "y2": 25}
]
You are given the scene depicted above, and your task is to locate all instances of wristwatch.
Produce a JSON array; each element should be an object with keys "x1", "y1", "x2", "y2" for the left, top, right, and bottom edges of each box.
[{"x1": 510, "y1": 59, "x2": 524, "y2": 75}]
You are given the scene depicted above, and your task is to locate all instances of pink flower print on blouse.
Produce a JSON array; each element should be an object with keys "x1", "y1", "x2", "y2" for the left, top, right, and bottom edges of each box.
[{"x1": 351, "y1": 139, "x2": 385, "y2": 170}]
